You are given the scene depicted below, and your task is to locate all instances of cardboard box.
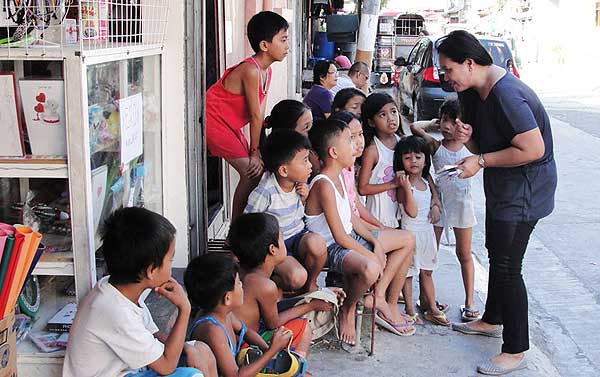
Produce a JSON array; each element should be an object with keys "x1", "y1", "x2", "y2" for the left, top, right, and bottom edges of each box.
[{"x1": 0, "y1": 313, "x2": 16, "y2": 377}]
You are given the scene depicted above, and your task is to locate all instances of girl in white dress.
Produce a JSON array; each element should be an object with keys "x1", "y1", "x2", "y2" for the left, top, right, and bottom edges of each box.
[
  {"x1": 394, "y1": 136, "x2": 450, "y2": 326},
  {"x1": 410, "y1": 99, "x2": 480, "y2": 322},
  {"x1": 358, "y1": 93, "x2": 404, "y2": 228}
]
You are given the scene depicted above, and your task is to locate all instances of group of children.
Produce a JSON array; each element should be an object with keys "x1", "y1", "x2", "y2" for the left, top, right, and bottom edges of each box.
[{"x1": 63, "y1": 10, "x2": 481, "y2": 377}]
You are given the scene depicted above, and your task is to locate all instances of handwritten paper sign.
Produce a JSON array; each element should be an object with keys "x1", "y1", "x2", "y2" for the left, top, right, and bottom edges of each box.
[
  {"x1": 0, "y1": 73, "x2": 24, "y2": 156},
  {"x1": 119, "y1": 93, "x2": 143, "y2": 167}
]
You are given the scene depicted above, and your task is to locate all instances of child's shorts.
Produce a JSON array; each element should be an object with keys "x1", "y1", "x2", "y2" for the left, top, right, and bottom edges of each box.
[
  {"x1": 407, "y1": 228, "x2": 438, "y2": 277},
  {"x1": 284, "y1": 228, "x2": 310, "y2": 257},
  {"x1": 326, "y1": 230, "x2": 379, "y2": 274},
  {"x1": 127, "y1": 367, "x2": 203, "y2": 377}
]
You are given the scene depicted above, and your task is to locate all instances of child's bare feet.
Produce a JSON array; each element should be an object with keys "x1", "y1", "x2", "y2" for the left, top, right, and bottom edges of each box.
[{"x1": 338, "y1": 304, "x2": 357, "y2": 346}]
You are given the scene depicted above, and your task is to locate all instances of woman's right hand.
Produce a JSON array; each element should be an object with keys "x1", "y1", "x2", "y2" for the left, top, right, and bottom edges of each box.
[
  {"x1": 270, "y1": 327, "x2": 293, "y2": 351},
  {"x1": 246, "y1": 152, "x2": 264, "y2": 179},
  {"x1": 454, "y1": 119, "x2": 473, "y2": 144}
]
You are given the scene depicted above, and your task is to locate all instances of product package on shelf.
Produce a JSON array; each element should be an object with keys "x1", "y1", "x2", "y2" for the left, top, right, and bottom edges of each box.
[{"x1": 0, "y1": 72, "x2": 25, "y2": 157}]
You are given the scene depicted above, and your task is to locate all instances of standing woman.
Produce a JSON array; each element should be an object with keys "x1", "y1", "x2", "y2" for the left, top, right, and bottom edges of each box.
[
  {"x1": 437, "y1": 30, "x2": 557, "y2": 375},
  {"x1": 303, "y1": 60, "x2": 338, "y2": 120}
]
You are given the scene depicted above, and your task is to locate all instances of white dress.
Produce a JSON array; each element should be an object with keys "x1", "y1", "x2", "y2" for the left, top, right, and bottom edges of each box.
[
  {"x1": 365, "y1": 135, "x2": 400, "y2": 228},
  {"x1": 432, "y1": 144, "x2": 477, "y2": 229},
  {"x1": 398, "y1": 178, "x2": 439, "y2": 275}
]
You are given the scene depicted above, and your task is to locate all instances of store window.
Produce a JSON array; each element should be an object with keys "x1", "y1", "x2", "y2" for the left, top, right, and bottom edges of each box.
[{"x1": 87, "y1": 55, "x2": 163, "y2": 254}]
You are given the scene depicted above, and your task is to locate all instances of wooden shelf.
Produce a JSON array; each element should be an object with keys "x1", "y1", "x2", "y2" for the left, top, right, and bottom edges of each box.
[
  {"x1": 0, "y1": 157, "x2": 68, "y2": 179},
  {"x1": 33, "y1": 252, "x2": 74, "y2": 277}
]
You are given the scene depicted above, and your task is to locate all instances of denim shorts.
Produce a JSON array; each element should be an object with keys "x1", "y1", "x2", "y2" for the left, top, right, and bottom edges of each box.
[
  {"x1": 284, "y1": 228, "x2": 309, "y2": 257},
  {"x1": 326, "y1": 230, "x2": 379, "y2": 274}
]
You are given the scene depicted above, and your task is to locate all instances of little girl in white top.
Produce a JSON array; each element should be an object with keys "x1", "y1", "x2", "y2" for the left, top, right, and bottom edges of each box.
[
  {"x1": 410, "y1": 99, "x2": 479, "y2": 322},
  {"x1": 358, "y1": 93, "x2": 404, "y2": 228},
  {"x1": 394, "y1": 135, "x2": 450, "y2": 326}
]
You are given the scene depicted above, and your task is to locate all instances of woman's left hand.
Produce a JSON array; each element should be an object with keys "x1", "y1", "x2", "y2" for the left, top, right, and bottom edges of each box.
[{"x1": 457, "y1": 155, "x2": 481, "y2": 179}]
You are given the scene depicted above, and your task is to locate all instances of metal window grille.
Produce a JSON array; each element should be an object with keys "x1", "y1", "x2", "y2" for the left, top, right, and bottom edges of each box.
[{"x1": 0, "y1": 0, "x2": 169, "y2": 57}]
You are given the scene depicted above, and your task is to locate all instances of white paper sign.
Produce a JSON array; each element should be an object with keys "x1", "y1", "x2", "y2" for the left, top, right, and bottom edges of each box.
[
  {"x1": 0, "y1": 74, "x2": 24, "y2": 156},
  {"x1": 91, "y1": 164, "x2": 108, "y2": 236},
  {"x1": 119, "y1": 93, "x2": 143, "y2": 166}
]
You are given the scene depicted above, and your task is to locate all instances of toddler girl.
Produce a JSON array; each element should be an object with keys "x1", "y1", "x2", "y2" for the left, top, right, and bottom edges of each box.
[
  {"x1": 410, "y1": 99, "x2": 479, "y2": 321},
  {"x1": 394, "y1": 136, "x2": 449, "y2": 326}
]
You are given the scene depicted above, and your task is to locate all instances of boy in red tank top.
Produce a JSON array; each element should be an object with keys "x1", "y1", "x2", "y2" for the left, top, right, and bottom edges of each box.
[{"x1": 205, "y1": 11, "x2": 289, "y2": 220}]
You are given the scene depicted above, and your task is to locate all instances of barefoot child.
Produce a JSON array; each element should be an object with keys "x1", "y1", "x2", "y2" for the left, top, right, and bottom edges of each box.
[
  {"x1": 64, "y1": 208, "x2": 215, "y2": 377},
  {"x1": 410, "y1": 99, "x2": 479, "y2": 321},
  {"x1": 394, "y1": 136, "x2": 450, "y2": 326},
  {"x1": 245, "y1": 129, "x2": 327, "y2": 292},
  {"x1": 229, "y1": 213, "x2": 337, "y2": 359},
  {"x1": 305, "y1": 119, "x2": 416, "y2": 345},
  {"x1": 184, "y1": 253, "x2": 293, "y2": 377},
  {"x1": 205, "y1": 11, "x2": 289, "y2": 220}
]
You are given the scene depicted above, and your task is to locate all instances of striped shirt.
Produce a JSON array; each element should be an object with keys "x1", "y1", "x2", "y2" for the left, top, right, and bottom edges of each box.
[{"x1": 244, "y1": 172, "x2": 305, "y2": 239}]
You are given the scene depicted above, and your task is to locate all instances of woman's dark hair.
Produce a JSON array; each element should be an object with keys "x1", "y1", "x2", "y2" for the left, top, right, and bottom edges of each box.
[
  {"x1": 184, "y1": 253, "x2": 239, "y2": 314},
  {"x1": 265, "y1": 99, "x2": 311, "y2": 130},
  {"x1": 393, "y1": 135, "x2": 431, "y2": 179},
  {"x1": 436, "y1": 30, "x2": 492, "y2": 66},
  {"x1": 247, "y1": 11, "x2": 289, "y2": 53},
  {"x1": 101, "y1": 207, "x2": 176, "y2": 285},
  {"x1": 313, "y1": 60, "x2": 333, "y2": 86},
  {"x1": 361, "y1": 92, "x2": 400, "y2": 147},
  {"x1": 332, "y1": 88, "x2": 366, "y2": 113},
  {"x1": 439, "y1": 98, "x2": 460, "y2": 120},
  {"x1": 228, "y1": 213, "x2": 280, "y2": 270}
]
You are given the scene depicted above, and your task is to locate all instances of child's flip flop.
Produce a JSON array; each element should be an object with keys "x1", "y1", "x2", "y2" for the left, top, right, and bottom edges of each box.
[
  {"x1": 423, "y1": 311, "x2": 451, "y2": 327},
  {"x1": 460, "y1": 305, "x2": 481, "y2": 322},
  {"x1": 417, "y1": 299, "x2": 449, "y2": 313}
]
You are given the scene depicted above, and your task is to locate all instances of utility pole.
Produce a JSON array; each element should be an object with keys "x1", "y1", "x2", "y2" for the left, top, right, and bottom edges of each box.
[{"x1": 355, "y1": 0, "x2": 381, "y2": 78}]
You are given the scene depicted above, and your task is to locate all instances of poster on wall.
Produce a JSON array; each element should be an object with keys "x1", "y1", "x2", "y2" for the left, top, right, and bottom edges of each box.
[
  {"x1": 19, "y1": 80, "x2": 67, "y2": 156},
  {"x1": 119, "y1": 93, "x2": 143, "y2": 168},
  {"x1": 0, "y1": 73, "x2": 25, "y2": 157}
]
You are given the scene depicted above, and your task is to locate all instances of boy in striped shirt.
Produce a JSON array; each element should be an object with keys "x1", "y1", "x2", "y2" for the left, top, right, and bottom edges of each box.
[{"x1": 245, "y1": 129, "x2": 327, "y2": 292}]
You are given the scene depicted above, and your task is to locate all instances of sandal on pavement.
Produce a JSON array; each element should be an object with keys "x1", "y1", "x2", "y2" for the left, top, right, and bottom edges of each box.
[
  {"x1": 406, "y1": 313, "x2": 423, "y2": 325},
  {"x1": 460, "y1": 305, "x2": 481, "y2": 322},
  {"x1": 391, "y1": 320, "x2": 416, "y2": 337},
  {"x1": 452, "y1": 322, "x2": 502, "y2": 338},
  {"x1": 477, "y1": 357, "x2": 527, "y2": 375},
  {"x1": 423, "y1": 311, "x2": 451, "y2": 327},
  {"x1": 375, "y1": 311, "x2": 415, "y2": 336},
  {"x1": 417, "y1": 299, "x2": 449, "y2": 313}
]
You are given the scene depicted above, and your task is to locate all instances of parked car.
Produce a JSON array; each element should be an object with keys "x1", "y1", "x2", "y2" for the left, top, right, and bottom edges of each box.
[{"x1": 396, "y1": 34, "x2": 519, "y2": 121}]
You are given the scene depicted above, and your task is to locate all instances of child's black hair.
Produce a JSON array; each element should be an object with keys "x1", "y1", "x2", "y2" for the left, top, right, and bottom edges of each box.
[
  {"x1": 332, "y1": 88, "x2": 366, "y2": 113},
  {"x1": 308, "y1": 118, "x2": 349, "y2": 160},
  {"x1": 436, "y1": 30, "x2": 492, "y2": 66},
  {"x1": 313, "y1": 60, "x2": 333, "y2": 86},
  {"x1": 439, "y1": 98, "x2": 460, "y2": 120},
  {"x1": 101, "y1": 207, "x2": 176, "y2": 285},
  {"x1": 265, "y1": 99, "x2": 311, "y2": 130},
  {"x1": 228, "y1": 213, "x2": 280, "y2": 270},
  {"x1": 361, "y1": 92, "x2": 400, "y2": 147},
  {"x1": 247, "y1": 11, "x2": 289, "y2": 53},
  {"x1": 329, "y1": 110, "x2": 361, "y2": 125},
  {"x1": 184, "y1": 253, "x2": 239, "y2": 313},
  {"x1": 261, "y1": 129, "x2": 312, "y2": 174},
  {"x1": 393, "y1": 135, "x2": 432, "y2": 179}
]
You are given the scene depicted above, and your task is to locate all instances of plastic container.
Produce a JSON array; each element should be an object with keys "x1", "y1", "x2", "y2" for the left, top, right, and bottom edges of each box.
[{"x1": 313, "y1": 32, "x2": 334, "y2": 60}]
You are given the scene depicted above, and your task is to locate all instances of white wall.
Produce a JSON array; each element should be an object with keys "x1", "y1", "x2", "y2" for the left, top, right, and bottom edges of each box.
[{"x1": 162, "y1": 1, "x2": 189, "y2": 267}]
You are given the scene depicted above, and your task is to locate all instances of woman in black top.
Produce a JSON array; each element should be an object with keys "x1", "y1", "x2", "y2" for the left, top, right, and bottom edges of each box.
[{"x1": 436, "y1": 30, "x2": 557, "y2": 375}]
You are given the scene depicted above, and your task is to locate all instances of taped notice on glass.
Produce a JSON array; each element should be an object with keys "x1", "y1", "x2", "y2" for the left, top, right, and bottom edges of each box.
[{"x1": 119, "y1": 93, "x2": 144, "y2": 168}]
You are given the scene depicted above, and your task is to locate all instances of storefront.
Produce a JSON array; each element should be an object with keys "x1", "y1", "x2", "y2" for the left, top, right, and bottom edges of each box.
[{"x1": 0, "y1": 0, "x2": 302, "y2": 375}]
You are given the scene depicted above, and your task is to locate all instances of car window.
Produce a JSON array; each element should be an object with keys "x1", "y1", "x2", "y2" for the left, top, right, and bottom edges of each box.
[
  {"x1": 407, "y1": 41, "x2": 422, "y2": 64},
  {"x1": 479, "y1": 40, "x2": 513, "y2": 66},
  {"x1": 416, "y1": 40, "x2": 432, "y2": 67}
]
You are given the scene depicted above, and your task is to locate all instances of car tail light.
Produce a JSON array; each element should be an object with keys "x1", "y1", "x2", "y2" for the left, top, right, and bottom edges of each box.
[
  {"x1": 423, "y1": 67, "x2": 440, "y2": 83},
  {"x1": 512, "y1": 66, "x2": 520, "y2": 78}
]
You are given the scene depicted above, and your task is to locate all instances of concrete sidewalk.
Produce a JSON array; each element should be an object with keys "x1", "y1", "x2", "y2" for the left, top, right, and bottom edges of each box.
[{"x1": 308, "y1": 245, "x2": 561, "y2": 377}]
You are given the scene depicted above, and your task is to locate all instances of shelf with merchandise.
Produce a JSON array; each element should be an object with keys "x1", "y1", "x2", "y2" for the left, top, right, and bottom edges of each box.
[
  {"x1": 0, "y1": 157, "x2": 68, "y2": 179},
  {"x1": 0, "y1": 0, "x2": 169, "y2": 59}
]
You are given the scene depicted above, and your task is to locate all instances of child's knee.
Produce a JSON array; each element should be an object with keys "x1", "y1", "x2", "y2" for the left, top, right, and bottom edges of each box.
[
  {"x1": 456, "y1": 249, "x2": 473, "y2": 264},
  {"x1": 194, "y1": 341, "x2": 216, "y2": 366},
  {"x1": 304, "y1": 233, "x2": 327, "y2": 260},
  {"x1": 287, "y1": 266, "x2": 308, "y2": 290},
  {"x1": 420, "y1": 269, "x2": 433, "y2": 278},
  {"x1": 362, "y1": 260, "x2": 380, "y2": 285}
]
